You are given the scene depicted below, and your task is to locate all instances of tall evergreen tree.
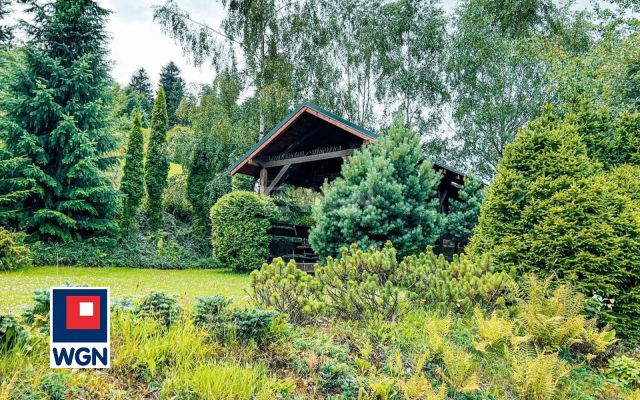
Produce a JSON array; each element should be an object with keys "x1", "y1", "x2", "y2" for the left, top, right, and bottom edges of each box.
[
  {"x1": 145, "y1": 88, "x2": 169, "y2": 230},
  {"x1": 0, "y1": 0, "x2": 118, "y2": 241},
  {"x1": 126, "y1": 67, "x2": 154, "y2": 120},
  {"x1": 159, "y1": 61, "x2": 185, "y2": 128},
  {"x1": 0, "y1": 151, "x2": 35, "y2": 225},
  {"x1": 120, "y1": 112, "x2": 145, "y2": 230},
  {"x1": 0, "y1": 0, "x2": 13, "y2": 46},
  {"x1": 309, "y1": 120, "x2": 442, "y2": 258}
]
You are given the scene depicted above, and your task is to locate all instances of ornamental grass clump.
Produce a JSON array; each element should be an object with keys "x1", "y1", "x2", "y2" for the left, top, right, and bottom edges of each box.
[
  {"x1": 250, "y1": 258, "x2": 325, "y2": 324},
  {"x1": 400, "y1": 250, "x2": 515, "y2": 313},
  {"x1": 315, "y1": 242, "x2": 405, "y2": 321}
]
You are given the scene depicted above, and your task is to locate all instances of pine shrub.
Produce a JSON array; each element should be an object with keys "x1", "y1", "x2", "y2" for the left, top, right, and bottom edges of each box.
[
  {"x1": 399, "y1": 250, "x2": 515, "y2": 313},
  {"x1": 315, "y1": 242, "x2": 405, "y2": 321},
  {"x1": 210, "y1": 191, "x2": 275, "y2": 272},
  {"x1": 191, "y1": 295, "x2": 231, "y2": 328},
  {"x1": 250, "y1": 258, "x2": 325, "y2": 324},
  {"x1": 0, "y1": 227, "x2": 31, "y2": 271},
  {"x1": 310, "y1": 120, "x2": 442, "y2": 259}
]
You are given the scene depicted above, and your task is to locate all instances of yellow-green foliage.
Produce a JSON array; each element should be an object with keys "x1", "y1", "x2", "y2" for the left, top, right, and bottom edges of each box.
[
  {"x1": 315, "y1": 242, "x2": 404, "y2": 321},
  {"x1": 400, "y1": 249, "x2": 515, "y2": 312},
  {"x1": 165, "y1": 361, "x2": 292, "y2": 400},
  {"x1": 507, "y1": 348, "x2": 572, "y2": 400},
  {"x1": 250, "y1": 257, "x2": 325, "y2": 324},
  {"x1": 517, "y1": 275, "x2": 617, "y2": 353},
  {"x1": 0, "y1": 228, "x2": 30, "y2": 272}
]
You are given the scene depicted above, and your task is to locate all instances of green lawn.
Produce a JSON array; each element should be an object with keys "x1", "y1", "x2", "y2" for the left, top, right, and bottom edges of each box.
[{"x1": 0, "y1": 266, "x2": 251, "y2": 314}]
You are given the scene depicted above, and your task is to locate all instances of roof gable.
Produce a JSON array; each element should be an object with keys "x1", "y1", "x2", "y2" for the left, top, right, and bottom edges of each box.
[{"x1": 227, "y1": 101, "x2": 378, "y2": 175}]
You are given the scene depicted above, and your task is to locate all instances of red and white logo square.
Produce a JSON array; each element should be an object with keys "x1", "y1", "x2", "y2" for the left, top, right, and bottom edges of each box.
[{"x1": 66, "y1": 296, "x2": 101, "y2": 330}]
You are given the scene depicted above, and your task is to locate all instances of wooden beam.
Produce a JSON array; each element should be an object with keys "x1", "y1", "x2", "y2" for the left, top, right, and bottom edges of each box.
[
  {"x1": 259, "y1": 168, "x2": 268, "y2": 195},
  {"x1": 254, "y1": 148, "x2": 355, "y2": 168},
  {"x1": 265, "y1": 164, "x2": 291, "y2": 195}
]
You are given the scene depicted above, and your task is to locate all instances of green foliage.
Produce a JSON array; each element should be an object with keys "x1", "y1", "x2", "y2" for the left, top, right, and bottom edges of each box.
[
  {"x1": 30, "y1": 213, "x2": 211, "y2": 269},
  {"x1": 0, "y1": 315, "x2": 27, "y2": 352},
  {"x1": 39, "y1": 372, "x2": 74, "y2": 400},
  {"x1": 469, "y1": 108, "x2": 640, "y2": 340},
  {"x1": 608, "y1": 355, "x2": 640, "y2": 388},
  {"x1": 310, "y1": 120, "x2": 442, "y2": 259},
  {"x1": 136, "y1": 291, "x2": 183, "y2": 327},
  {"x1": 315, "y1": 242, "x2": 404, "y2": 321},
  {"x1": 441, "y1": 176, "x2": 485, "y2": 244},
  {"x1": 191, "y1": 295, "x2": 231, "y2": 328},
  {"x1": 399, "y1": 250, "x2": 515, "y2": 313},
  {"x1": 166, "y1": 125, "x2": 196, "y2": 167},
  {"x1": 0, "y1": 227, "x2": 31, "y2": 271},
  {"x1": 128, "y1": 67, "x2": 153, "y2": 118},
  {"x1": 0, "y1": 150, "x2": 35, "y2": 226},
  {"x1": 210, "y1": 191, "x2": 275, "y2": 272},
  {"x1": 250, "y1": 258, "x2": 325, "y2": 324},
  {"x1": 145, "y1": 88, "x2": 170, "y2": 230},
  {"x1": 159, "y1": 61, "x2": 185, "y2": 128},
  {"x1": 231, "y1": 308, "x2": 279, "y2": 343},
  {"x1": 21, "y1": 288, "x2": 50, "y2": 332},
  {"x1": 120, "y1": 112, "x2": 145, "y2": 231},
  {"x1": 0, "y1": 0, "x2": 118, "y2": 240},
  {"x1": 163, "y1": 172, "x2": 192, "y2": 221}
]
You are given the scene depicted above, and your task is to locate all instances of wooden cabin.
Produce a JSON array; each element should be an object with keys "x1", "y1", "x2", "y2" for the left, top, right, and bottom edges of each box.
[{"x1": 228, "y1": 101, "x2": 470, "y2": 268}]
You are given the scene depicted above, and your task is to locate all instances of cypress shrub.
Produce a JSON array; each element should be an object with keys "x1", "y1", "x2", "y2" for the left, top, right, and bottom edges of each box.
[
  {"x1": 210, "y1": 191, "x2": 275, "y2": 272},
  {"x1": 145, "y1": 88, "x2": 170, "y2": 230},
  {"x1": 120, "y1": 112, "x2": 145, "y2": 230}
]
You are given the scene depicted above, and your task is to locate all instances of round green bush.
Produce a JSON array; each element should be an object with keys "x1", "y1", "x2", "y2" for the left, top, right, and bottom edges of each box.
[
  {"x1": 210, "y1": 191, "x2": 275, "y2": 272},
  {"x1": 0, "y1": 227, "x2": 31, "y2": 271},
  {"x1": 136, "y1": 291, "x2": 183, "y2": 327}
]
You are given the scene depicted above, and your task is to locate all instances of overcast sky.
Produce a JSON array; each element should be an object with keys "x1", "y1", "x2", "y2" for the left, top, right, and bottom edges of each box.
[{"x1": 101, "y1": 0, "x2": 593, "y2": 88}]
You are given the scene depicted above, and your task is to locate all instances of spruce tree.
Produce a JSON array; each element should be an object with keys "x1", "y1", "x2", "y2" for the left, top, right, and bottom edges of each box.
[
  {"x1": 0, "y1": 0, "x2": 118, "y2": 241},
  {"x1": 145, "y1": 88, "x2": 169, "y2": 230},
  {"x1": 128, "y1": 67, "x2": 154, "y2": 118},
  {"x1": 309, "y1": 120, "x2": 442, "y2": 258},
  {"x1": 0, "y1": 151, "x2": 35, "y2": 226},
  {"x1": 159, "y1": 61, "x2": 185, "y2": 128},
  {"x1": 120, "y1": 112, "x2": 145, "y2": 230}
]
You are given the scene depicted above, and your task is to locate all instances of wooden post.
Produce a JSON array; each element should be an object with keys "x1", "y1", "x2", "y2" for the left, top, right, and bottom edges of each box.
[{"x1": 259, "y1": 167, "x2": 268, "y2": 195}]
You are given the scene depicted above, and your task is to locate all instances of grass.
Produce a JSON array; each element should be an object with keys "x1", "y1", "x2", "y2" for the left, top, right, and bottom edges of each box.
[{"x1": 0, "y1": 266, "x2": 251, "y2": 314}]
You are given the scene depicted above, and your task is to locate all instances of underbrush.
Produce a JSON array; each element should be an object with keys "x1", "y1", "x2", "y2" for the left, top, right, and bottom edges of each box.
[{"x1": 1, "y1": 244, "x2": 640, "y2": 399}]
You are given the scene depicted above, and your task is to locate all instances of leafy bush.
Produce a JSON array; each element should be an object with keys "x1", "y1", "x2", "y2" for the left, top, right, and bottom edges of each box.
[
  {"x1": 0, "y1": 315, "x2": 27, "y2": 352},
  {"x1": 191, "y1": 295, "x2": 231, "y2": 328},
  {"x1": 469, "y1": 109, "x2": 640, "y2": 341},
  {"x1": 210, "y1": 191, "x2": 275, "y2": 272},
  {"x1": 608, "y1": 355, "x2": 640, "y2": 388},
  {"x1": 231, "y1": 308, "x2": 279, "y2": 343},
  {"x1": 0, "y1": 227, "x2": 31, "y2": 271},
  {"x1": 315, "y1": 242, "x2": 405, "y2": 321},
  {"x1": 136, "y1": 292, "x2": 183, "y2": 327},
  {"x1": 310, "y1": 120, "x2": 442, "y2": 259},
  {"x1": 250, "y1": 258, "x2": 325, "y2": 324},
  {"x1": 400, "y1": 250, "x2": 515, "y2": 313}
]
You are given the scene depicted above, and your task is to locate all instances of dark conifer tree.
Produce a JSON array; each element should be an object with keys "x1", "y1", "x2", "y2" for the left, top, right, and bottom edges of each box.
[
  {"x1": 159, "y1": 61, "x2": 185, "y2": 128},
  {"x1": 120, "y1": 112, "x2": 145, "y2": 230},
  {"x1": 145, "y1": 88, "x2": 169, "y2": 230},
  {"x1": 0, "y1": 0, "x2": 118, "y2": 241},
  {"x1": 0, "y1": 0, "x2": 13, "y2": 46},
  {"x1": 128, "y1": 67, "x2": 154, "y2": 115}
]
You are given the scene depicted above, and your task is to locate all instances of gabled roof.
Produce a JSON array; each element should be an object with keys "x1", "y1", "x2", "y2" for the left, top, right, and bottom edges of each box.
[{"x1": 227, "y1": 101, "x2": 378, "y2": 175}]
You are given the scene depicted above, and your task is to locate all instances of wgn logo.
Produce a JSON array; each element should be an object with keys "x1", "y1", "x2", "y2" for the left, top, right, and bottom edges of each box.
[{"x1": 50, "y1": 287, "x2": 110, "y2": 368}]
